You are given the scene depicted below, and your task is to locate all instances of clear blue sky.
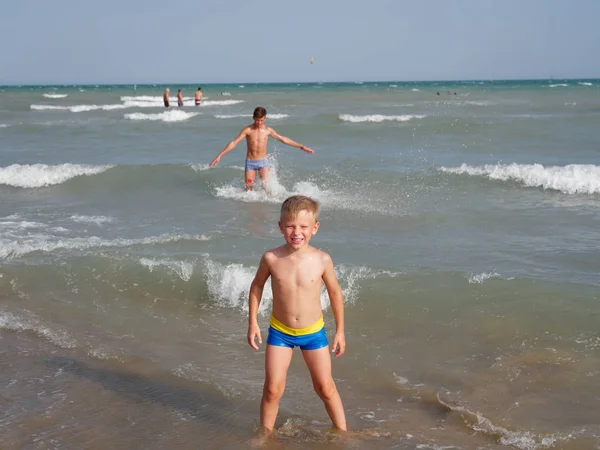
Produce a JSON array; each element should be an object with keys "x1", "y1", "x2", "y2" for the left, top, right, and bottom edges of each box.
[{"x1": 2, "y1": 0, "x2": 599, "y2": 85}]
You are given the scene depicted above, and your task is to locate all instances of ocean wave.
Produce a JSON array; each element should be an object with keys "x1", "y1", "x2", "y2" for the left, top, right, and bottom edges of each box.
[
  {"x1": 31, "y1": 104, "x2": 128, "y2": 112},
  {"x1": 548, "y1": 84, "x2": 569, "y2": 88},
  {"x1": 69, "y1": 215, "x2": 114, "y2": 225},
  {"x1": 435, "y1": 390, "x2": 577, "y2": 449},
  {"x1": 339, "y1": 114, "x2": 425, "y2": 123},
  {"x1": 200, "y1": 99, "x2": 244, "y2": 106},
  {"x1": 578, "y1": 82, "x2": 593, "y2": 86},
  {"x1": 189, "y1": 163, "x2": 210, "y2": 172},
  {"x1": 120, "y1": 97, "x2": 243, "y2": 107},
  {"x1": 214, "y1": 114, "x2": 248, "y2": 119},
  {"x1": 467, "y1": 272, "x2": 514, "y2": 284},
  {"x1": 0, "y1": 310, "x2": 77, "y2": 348},
  {"x1": 440, "y1": 163, "x2": 600, "y2": 195},
  {"x1": 124, "y1": 110, "x2": 199, "y2": 122},
  {"x1": 214, "y1": 113, "x2": 288, "y2": 119},
  {"x1": 204, "y1": 254, "x2": 398, "y2": 314},
  {"x1": 43, "y1": 93, "x2": 68, "y2": 99},
  {"x1": 0, "y1": 163, "x2": 113, "y2": 188},
  {"x1": 0, "y1": 233, "x2": 210, "y2": 259},
  {"x1": 140, "y1": 257, "x2": 194, "y2": 282}
]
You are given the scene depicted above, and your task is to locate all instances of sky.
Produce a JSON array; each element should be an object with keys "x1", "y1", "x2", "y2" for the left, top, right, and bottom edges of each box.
[{"x1": 1, "y1": 0, "x2": 599, "y2": 85}]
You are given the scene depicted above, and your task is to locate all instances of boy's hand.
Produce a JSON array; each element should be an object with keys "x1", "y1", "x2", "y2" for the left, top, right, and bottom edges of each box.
[
  {"x1": 248, "y1": 323, "x2": 262, "y2": 350},
  {"x1": 331, "y1": 331, "x2": 346, "y2": 357},
  {"x1": 209, "y1": 156, "x2": 220, "y2": 167},
  {"x1": 301, "y1": 146, "x2": 315, "y2": 154}
]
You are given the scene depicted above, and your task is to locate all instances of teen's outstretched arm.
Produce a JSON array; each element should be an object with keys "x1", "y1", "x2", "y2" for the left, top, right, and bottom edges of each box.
[
  {"x1": 248, "y1": 254, "x2": 271, "y2": 350},
  {"x1": 269, "y1": 128, "x2": 314, "y2": 154},
  {"x1": 210, "y1": 127, "x2": 248, "y2": 166},
  {"x1": 322, "y1": 253, "x2": 346, "y2": 357}
]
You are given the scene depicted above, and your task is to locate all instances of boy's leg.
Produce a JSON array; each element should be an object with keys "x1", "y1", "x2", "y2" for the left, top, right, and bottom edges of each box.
[
  {"x1": 258, "y1": 167, "x2": 270, "y2": 191},
  {"x1": 302, "y1": 347, "x2": 347, "y2": 431},
  {"x1": 261, "y1": 344, "x2": 293, "y2": 430},
  {"x1": 245, "y1": 169, "x2": 256, "y2": 191}
]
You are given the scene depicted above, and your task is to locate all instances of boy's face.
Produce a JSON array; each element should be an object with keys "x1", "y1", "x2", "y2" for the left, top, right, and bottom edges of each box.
[
  {"x1": 278, "y1": 210, "x2": 320, "y2": 250},
  {"x1": 253, "y1": 116, "x2": 266, "y2": 127}
]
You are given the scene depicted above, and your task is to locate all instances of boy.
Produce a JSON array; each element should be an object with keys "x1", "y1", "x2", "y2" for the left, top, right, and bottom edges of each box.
[
  {"x1": 195, "y1": 87, "x2": 203, "y2": 106},
  {"x1": 177, "y1": 89, "x2": 184, "y2": 107},
  {"x1": 247, "y1": 195, "x2": 347, "y2": 432},
  {"x1": 209, "y1": 107, "x2": 314, "y2": 191}
]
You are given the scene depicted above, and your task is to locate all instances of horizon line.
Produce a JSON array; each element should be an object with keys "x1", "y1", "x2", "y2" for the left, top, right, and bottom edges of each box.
[{"x1": 1, "y1": 76, "x2": 599, "y2": 88}]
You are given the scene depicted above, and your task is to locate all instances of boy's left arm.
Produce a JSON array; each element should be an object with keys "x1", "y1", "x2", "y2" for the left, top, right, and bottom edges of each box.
[
  {"x1": 269, "y1": 128, "x2": 314, "y2": 154},
  {"x1": 322, "y1": 253, "x2": 346, "y2": 357}
]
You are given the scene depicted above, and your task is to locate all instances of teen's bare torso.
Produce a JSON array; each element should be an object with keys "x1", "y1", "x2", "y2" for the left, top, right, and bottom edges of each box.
[{"x1": 245, "y1": 124, "x2": 273, "y2": 160}]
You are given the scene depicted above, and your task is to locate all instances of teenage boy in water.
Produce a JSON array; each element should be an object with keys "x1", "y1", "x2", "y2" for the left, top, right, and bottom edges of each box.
[
  {"x1": 209, "y1": 107, "x2": 314, "y2": 191},
  {"x1": 248, "y1": 195, "x2": 347, "y2": 432}
]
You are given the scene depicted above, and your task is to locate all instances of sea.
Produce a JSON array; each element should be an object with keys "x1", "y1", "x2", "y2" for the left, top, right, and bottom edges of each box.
[{"x1": 1, "y1": 79, "x2": 599, "y2": 450}]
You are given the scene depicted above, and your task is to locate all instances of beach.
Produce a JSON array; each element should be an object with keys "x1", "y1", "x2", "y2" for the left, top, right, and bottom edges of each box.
[{"x1": 1, "y1": 80, "x2": 600, "y2": 449}]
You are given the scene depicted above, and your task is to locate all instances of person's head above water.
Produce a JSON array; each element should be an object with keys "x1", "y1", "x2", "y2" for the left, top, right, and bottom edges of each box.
[
  {"x1": 280, "y1": 195, "x2": 320, "y2": 222},
  {"x1": 253, "y1": 106, "x2": 267, "y2": 119}
]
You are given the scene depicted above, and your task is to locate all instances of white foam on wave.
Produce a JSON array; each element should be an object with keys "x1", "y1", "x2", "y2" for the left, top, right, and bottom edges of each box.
[
  {"x1": 441, "y1": 163, "x2": 600, "y2": 195},
  {"x1": 69, "y1": 215, "x2": 114, "y2": 225},
  {"x1": 200, "y1": 99, "x2": 244, "y2": 106},
  {"x1": 0, "y1": 163, "x2": 113, "y2": 188},
  {"x1": 467, "y1": 272, "x2": 514, "y2": 284},
  {"x1": 43, "y1": 93, "x2": 68, "y2": 99},
  {"x1": 189, "y1": 163, "x2": 210, "y2": 172},
  {"x1": 0, "y1": 124, "x2": 10, "y2": 128},
  {"x1": 204, "y1": 254, "x2": 397, "y2": 314},
  {"x1": 120, "y1": 97, "x2": 242, "y2": 107},
  {"x1": 0, "y1": 310, "x2": 77, "y2": 349},
  {"x1": 214, "y1": 113, "x2": 288, "y2": 119},
  {"x1": 120, "y1": 95, "x2": 161, "y2": 102},
  {"x1": 463, "y1": 100, "x2": 490, "y2": 106},
  {"x1": 122, "y1": 98, "x2": 196, "y2": 108},
  {"x1": 578, "y1": 82, "x2": 593, "y2": 86},
  {"x1": 548, "y1": 84, "x2": 568, "y2": 88},
  {"x1": 214, "y1": 114, "x2": 248, "y2": 119},
  {"x1": 0, "y1": 232, "x2": 210, "y2": 260},
  {"x1": 436, "y1": 391, "x2": 578, "y2": 450},
  {"x1": 124, "y1": 110, "x2": 198, "y2": 122},
  {"x1": 31, "y1": 104, "x2": 128, "y2": 112},
  {"x1": 339, "y1": 114, "x2": 425, "y2": 123},
  {"x1": 140, "y1": 257, "x2": 194, "y2": 282}
]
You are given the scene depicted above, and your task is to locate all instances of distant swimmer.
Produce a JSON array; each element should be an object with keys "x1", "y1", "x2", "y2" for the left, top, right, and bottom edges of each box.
[
  {"x1": 195, "y1": 87, "x2": 203, "y2": 106},
  {"x1": 177, "y1": 89, "x2": 184, "y2": 107},
  {"x1": 209, "y1": 106, "x2": 314, "y2": 191},
  {"x1": 163, "y1": 88, "x2": 170, "y2": 108}
]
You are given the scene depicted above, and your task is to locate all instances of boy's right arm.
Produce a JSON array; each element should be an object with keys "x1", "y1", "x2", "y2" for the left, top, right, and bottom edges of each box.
[
  {"x1": 209, "y1": 127, "x2": 248, "y2": 167},
  {"x1": 248, "y1": 254, "x2": 271, "y2": 350}
]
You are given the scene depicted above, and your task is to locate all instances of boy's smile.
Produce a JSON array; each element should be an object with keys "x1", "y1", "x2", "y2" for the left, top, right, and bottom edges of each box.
[{"x1": 279, "y1": 210, "x2": 320, "y2": 250}]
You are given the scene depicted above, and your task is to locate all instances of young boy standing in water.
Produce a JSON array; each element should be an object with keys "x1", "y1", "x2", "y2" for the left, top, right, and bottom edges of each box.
[
  {"x1": 248, "y1": 195, "x2": 347, "y2": 432},
  {"x1": 209, "y1": 107, "x2": 314, "y2": 191}
]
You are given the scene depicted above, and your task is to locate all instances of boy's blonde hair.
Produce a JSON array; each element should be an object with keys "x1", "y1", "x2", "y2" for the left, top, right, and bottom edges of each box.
[{"x1": 280, "y1": 195, "x2": 320, "y2": 221}]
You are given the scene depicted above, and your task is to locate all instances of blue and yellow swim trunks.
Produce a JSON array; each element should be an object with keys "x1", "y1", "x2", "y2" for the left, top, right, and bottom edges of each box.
[{"x1": 267, "y1": 315, "x2": 328, "y2": 350}]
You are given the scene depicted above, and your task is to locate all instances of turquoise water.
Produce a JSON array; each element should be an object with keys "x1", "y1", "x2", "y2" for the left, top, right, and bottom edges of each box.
[{"x1": 1, "y1": 79, "x2": 600, "y2": 449}]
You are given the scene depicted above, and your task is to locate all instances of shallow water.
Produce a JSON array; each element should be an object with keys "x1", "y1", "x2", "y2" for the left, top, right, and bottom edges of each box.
[{"x1": 1, "y1": 80, "x2": 600, "y2": 449}]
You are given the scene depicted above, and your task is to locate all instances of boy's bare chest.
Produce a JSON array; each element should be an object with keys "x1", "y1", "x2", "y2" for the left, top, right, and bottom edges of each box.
[{"x1": 271, "y1": 260, "x2": 322, "y2": 288}]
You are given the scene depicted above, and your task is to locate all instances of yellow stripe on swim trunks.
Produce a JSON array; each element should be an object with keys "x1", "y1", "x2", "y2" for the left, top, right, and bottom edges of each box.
[{"x1": 270, "y1": 315, "x2": 324, "y2": 336}]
